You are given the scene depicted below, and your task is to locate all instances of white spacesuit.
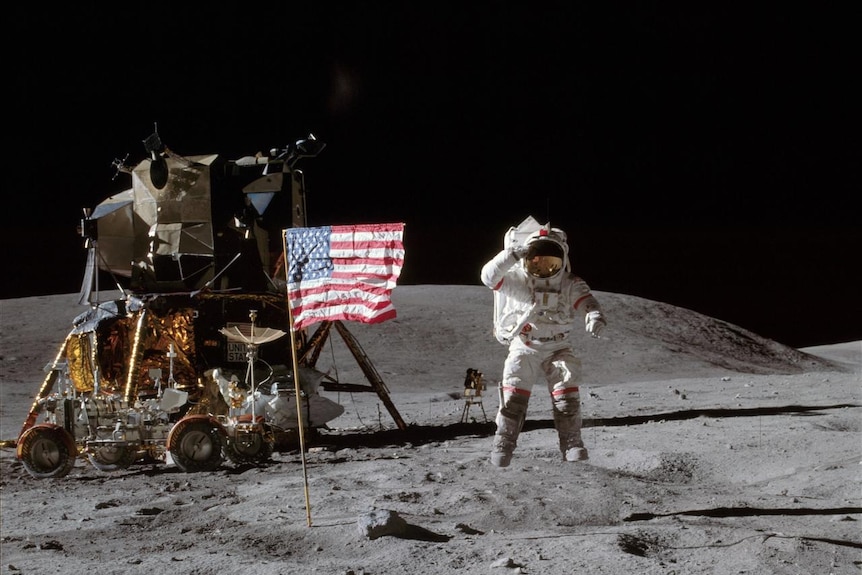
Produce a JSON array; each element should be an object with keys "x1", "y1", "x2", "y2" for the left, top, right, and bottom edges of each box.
[{"x1": 480, "y1": 222, "x2": 606, "y2": 467}]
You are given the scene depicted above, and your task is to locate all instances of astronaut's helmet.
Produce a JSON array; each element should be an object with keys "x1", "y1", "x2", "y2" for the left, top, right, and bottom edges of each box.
[{"x1": 523, "y1": 227, "x2": 569, "y2": 278}]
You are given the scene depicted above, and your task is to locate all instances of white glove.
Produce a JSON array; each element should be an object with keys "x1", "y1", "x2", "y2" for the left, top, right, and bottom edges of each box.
[
  {"x1": 508, "y1": 244, "x2": 529, "y2": 260},
  {"x1": 585, "y1": 311, "x2": 606, "y2": 337}
]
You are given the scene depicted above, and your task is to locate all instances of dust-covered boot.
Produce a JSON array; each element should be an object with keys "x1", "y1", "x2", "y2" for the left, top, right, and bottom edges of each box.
[
  {"x1": 491, "y1": 394, "x2": 528, "y2": 467},
  {"x1": 562, "y1": 446, "x2": 589, "y2": 461},
  {"x1": 491, "y1": 436, "x2": 517, "y2": 467},
  {"x1": 553, "y1": 398, "x2": 588, "y2": 462}
]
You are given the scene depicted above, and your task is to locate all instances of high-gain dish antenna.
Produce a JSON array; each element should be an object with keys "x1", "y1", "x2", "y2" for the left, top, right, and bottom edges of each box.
[{"x1": 219, "y1": 310, "x2": 288, "y2": 420}]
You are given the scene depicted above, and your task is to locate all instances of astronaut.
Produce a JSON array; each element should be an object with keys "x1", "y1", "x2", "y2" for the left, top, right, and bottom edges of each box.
[{"x1": 480, "y1": 223, "x2": 606, "y2": 467}]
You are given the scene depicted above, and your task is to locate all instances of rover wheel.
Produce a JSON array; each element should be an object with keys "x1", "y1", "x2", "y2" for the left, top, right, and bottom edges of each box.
[
  {"x1": 168, "y1": 418, "x2": 225, "y2": 472},
  {"x1": 16, "y1": 425, "x2": 77, "y2": 479},
  {"x1": 225, "y1": 428, "x2": 274, "y2": 464},
  {"x1": 87, "y1": 445, "x2": 137, "y2": 472}
]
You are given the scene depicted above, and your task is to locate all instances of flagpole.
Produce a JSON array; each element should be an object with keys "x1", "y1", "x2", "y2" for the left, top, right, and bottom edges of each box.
[{"x1": 282, "y1": 235, "x2": 313, "y2": 527}]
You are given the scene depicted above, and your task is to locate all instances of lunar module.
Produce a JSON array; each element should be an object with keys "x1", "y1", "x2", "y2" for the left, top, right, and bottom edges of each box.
[{"x1": 16, "y1": 129, "x2": 403, "y2": 479}]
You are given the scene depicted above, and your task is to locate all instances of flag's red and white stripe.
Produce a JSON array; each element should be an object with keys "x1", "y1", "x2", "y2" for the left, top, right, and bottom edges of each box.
[{"x1": 283, "y1": 223, "x2": 405, "y2": 330}]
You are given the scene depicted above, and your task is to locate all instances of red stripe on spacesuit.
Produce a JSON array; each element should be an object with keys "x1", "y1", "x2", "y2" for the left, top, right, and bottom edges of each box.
[
  {"x1": 551, "y1": 386, "x2": 579, "y2": 397},
  {"x1": 573, "y1": 295, "x2": 590, "y2": 309},
  {"x1": 501, "y1": 386, "x2": 531, "y2": 397}
]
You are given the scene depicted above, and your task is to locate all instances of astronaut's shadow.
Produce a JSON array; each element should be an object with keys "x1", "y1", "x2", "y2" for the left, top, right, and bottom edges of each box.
[
  {"x1": 311, "y1": 403, "x2": 856, "y2": 452},
  {"x1": 572, "y1": 403, "x2": 857, "y2": 430}
]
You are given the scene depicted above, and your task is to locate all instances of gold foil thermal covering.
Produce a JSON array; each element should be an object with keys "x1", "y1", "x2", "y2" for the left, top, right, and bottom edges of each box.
[{"x1": 66, "y1": 334, "x2": 96, "y2": 393}]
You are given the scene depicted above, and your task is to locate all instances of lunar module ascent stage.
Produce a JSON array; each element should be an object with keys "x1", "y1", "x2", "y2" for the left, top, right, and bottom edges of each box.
[{"x1": 15, "y1": 130, "x2": 405, "y2": 479}]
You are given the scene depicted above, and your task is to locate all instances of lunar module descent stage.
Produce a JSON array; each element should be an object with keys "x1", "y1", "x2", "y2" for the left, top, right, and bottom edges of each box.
[{"x1": 14, "y1": 130, "x2": 405, "y2": 479}]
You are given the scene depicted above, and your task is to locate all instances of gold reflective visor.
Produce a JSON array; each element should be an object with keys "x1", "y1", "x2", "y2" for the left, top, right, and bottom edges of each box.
[{"x1": 525, "y1": 255, "x2": 563, "y2": 278}]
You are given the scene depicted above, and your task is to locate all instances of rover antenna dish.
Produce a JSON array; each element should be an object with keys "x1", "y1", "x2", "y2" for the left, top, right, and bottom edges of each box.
[{"x1": 219, "y1": 325, "x2": 288, "y2": 346}]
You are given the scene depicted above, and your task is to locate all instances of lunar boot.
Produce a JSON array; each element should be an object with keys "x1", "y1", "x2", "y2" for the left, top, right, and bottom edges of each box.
[
  {"x1": 553, "y1": 395, "x2": 588, "y2": 462},
  {"x1": 491, "y1": 393, "x2": 528, "y2": 467}
]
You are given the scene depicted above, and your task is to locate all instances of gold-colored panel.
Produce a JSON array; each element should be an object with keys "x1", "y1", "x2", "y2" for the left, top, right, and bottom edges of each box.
[{"x1": 66, "y1": 334, "x2": 95, "y2": 393}]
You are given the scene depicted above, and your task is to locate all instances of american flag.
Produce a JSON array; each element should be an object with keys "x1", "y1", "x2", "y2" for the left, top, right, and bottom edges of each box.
[{"x1": 283, "y1": 223, "x2": 405, "y2": 330}]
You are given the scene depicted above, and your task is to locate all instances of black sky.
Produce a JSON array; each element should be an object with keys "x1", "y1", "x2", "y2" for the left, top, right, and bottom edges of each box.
[{"x1": 9, "y1": 4, "x2": 861, "y2": 348}]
